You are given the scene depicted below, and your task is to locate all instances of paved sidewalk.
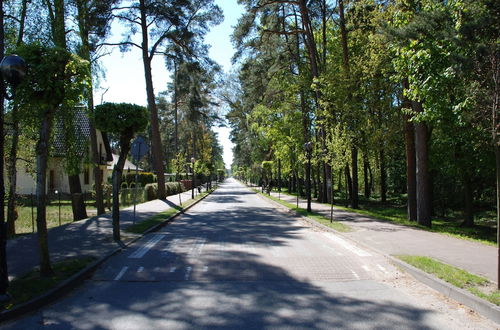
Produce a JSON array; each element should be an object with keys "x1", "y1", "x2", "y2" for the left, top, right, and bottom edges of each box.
[
  {"x1": 6, "y1": 188, "x2": 203, "y2": 281},
  {"x1": 265, "y1": 189, "x2": 497, "y2": 283}
]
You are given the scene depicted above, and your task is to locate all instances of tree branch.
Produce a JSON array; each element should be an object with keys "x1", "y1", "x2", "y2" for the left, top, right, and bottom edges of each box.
[
  {"x1": 253, "y1": 0, "x2": 300, "y2": 10},
  {"x1": 262, "y1": 29, "x2": 306, "y2": 35},
  {"x1": 113, "y1": 14, "x2": 140, "y2": 25},
  {"x1": 101, "y1": 41, "x2": 142, "y2": 50}
]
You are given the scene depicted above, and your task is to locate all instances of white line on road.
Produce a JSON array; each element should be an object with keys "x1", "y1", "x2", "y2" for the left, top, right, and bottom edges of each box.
[
  {"x1": 377, "y1": 264, "x2": 388, "y2": 274},
  {"x1": 129, "y1": 234, "x2": 164, "y2": 259},
  {"x1": 114, "y1": 267, "x2": 128, "y2": 281},
  {"x1": 188, "y1": 237, "x2": 206, "y2": 256},
  {"x1": 322, "y1": 232, "x2": 371, "y2": 257},
  {"x1": 162, "y1": 238, "x2": 180, "y2": 254},
  {"x1": 185, "y1": 266, "x2": 192, "y2": 280}
]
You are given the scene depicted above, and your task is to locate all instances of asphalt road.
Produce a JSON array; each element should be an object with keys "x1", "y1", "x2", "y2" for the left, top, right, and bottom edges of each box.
[{"x1": 2, "y1": 179, "x2": 497, "y2": 329}]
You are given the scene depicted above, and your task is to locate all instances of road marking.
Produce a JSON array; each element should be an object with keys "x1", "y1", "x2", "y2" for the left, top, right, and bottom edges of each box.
[
  {"x1": 185, "y1": 266, "x2": 192, "y2": 280},
  {"x1": 129, "y1": 234, "x2": 164, "y2": 259},
  {"x1": 322, "y1": 233, "x2": 371, "y2": 257},
  {"x1": 114, "y1": 267, "x2": 128, "y2": 281},
  {"x1": 203, "y1": 266, "x2": 208, "y2": 272},
  {"x1": 377, "y1": 264, "x2": 388, "y2": 274},
  {"x1": 169, "y1": 267, "x2": 177, "y2": 273},
  {"x1": 137, "y1": 267, "x2": 144, "y2": 273},
  {"x1": 162, "y1": 238, "x2": 180, "y2": 255},
  {"x1": 321, "y1": 244, "x2": 343, "y2": 256},
  {"x1": 189, "y1": 237, "x2": 206, "y2": 256}
]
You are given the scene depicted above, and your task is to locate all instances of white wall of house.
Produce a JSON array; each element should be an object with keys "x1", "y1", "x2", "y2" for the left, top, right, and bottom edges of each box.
[{"x1": 10, "y1": 130, "x2": 111, "y2": 195}]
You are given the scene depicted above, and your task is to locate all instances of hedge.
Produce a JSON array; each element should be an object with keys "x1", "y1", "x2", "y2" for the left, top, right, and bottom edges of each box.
[
  {"x1": 143, "y1": 182, "x2": 186, "y2": 201},
  {"x1": 123, "y1": 172, "x2": 156, "y2": 186}
]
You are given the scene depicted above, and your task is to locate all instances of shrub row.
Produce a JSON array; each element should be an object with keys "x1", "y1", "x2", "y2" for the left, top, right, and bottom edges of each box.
[
  {"x1": 144, "y1": 182, "x2": 185, "y2": 201},
  {"x1": 122, "y1": 172, "x2": 156, "y2": 186}
]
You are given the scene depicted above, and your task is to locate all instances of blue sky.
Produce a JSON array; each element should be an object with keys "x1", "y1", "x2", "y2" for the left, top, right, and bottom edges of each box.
[{"x1": 96, "y1": 0, "x2": 244, "y2": 169}]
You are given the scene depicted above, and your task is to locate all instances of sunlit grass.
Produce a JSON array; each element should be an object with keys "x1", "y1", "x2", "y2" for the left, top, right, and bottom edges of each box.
[
  {"x1": 275, "y1": 188, "x2": 496, "y2": 245},
  {"x1": 125, "y1": 191, "x2": 209, "y2": 234},
  {"x1": 3, "y1": 256, "x2": 96, "y2": 310},
  {"x1": 397, "y1": 255, "x2": 500, "y2": 306},
  {"x1": 255, "y1": 190, "x2": 352, "y2": 232}
]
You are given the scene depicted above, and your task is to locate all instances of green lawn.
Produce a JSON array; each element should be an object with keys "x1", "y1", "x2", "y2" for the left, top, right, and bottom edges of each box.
[
  {"x1": 276, "y1": 188, "x2": 497, "y2": 245},
  {"x1": 397, "y1": 255, "x2": 500, "y2": 306},
  {"x1": 255, "y1": 190, "x2": 352, "y2": 233},
  {"x1": 3, "y1": 256, "x2": 96, "y2": 310},
  {"x1": 125, "y1": 191, "x2": 210, "y2": 234},
  {"x1": 10, "y1": 188, "x2": 151, "y2": 236}
]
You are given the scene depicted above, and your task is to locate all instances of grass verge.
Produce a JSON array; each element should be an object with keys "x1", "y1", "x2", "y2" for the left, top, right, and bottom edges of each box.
[
  {"x1": 3, "y1": 256, "x2": 96, "y2": 310},
  {"x1": 255, "y1": 190, "x2": 351, "y2": 233},
  {"x1": 125, "y1": 192, "x2": 210, "y2": 234},
  {"x1": 396, "y1": 255, "x2": 500, "y2": 306},
  {"x1": 277, "y1": 189, "x2": 496, "y2": 246}
]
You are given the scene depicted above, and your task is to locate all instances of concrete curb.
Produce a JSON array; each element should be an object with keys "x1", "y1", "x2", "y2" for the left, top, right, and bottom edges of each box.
[
  {"x1": 390, "y1": 257, "x2": 500, "y2": 325},
  {"x1": 255, "y1": 189, "x2": 500, "y2": 325},
  {"x1": 0, "y1": 189, "x2": 215, "y2": 324}
]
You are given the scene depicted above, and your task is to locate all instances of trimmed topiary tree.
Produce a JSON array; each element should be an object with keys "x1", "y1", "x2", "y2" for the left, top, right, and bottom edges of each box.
[{"x1": 94, "y1": 103, "x2": 148, "y2": 241}]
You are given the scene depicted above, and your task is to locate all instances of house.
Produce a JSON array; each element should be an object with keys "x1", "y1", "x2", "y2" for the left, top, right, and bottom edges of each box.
[
  {"x1": 104, "y1": 153, "x2": 144, "y2": 184},
  {"x1": 13, "y1": 107, "x2": 113, "y2": 195}
]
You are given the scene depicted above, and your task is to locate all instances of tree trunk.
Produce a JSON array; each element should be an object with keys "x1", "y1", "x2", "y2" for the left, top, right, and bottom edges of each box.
[
  {"x1": 36, "y1": 116, "x2": 54, "y2": 276},
  {"x1": 111, "y1": 136, "x2": 132, "y2": 242},
  {"x1": 0, "y1": 0, "x2": 8, "y2": 295},
  {"x1": 68, "y1": 175, "x2": 87, "y2": 221},
  {"x1": 413, "y1": 101, "x2": 432, "y2": 227},
  {"x1": 140, "y1": 0, "x2": 166, "y2": 199},
  {"x1": 351, "y1": 147, "x2": 359, "y2": 208},
  {"x1": 6, "y1": 104, "x2": 19, "y2": 238},
  {"x1": 53, "y1": 0, "x2": 66, "y2": 48},
  {"x1": 278, "y1": 159, "x2": 281, "y2": 193},
  {"x1": 174, "y1": 61, "x2": 179, "y2": 155},
  {"x1": 403, "y1": 78, "x2": 417, "y2": 221},
  {"x1": 345, "y1": 163, "x2": 352, "y2": 207},
  {"x1": 312, "y1": 164, "x2": 318, "y2": 199},
  {"x1": 75, "y1": 0, "x2": 106, "y2": 215},
  {"x1": 380, "y1": 149, "x2": 387, "y2": 203},
  {"x1": 111, "y1": 167, "x2": 121, "y2": 242},
  {"x1": 363, "y1": 153, "x2": 370, "y2": 198},
  {"x1": 462, "y1": 175, "x2": 474, "y2": 227},
  {"x1": 495, "y1": 144, "x2": 500, "y2": 290},
  {"x1": 5, "y1": 0, "x2": 28, "y2": 240}
]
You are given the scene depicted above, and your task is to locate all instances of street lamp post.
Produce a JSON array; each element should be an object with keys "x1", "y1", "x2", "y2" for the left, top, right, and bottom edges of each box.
[
  {"x1": 304, "y1": 141, "x2": 313, "y2": 213},
  {"x1": 0, "y1": 54, "x2": 26, "y2": 300},
  {"x1": 191, "y1": 157, "x2": 195, "y2": 199}
]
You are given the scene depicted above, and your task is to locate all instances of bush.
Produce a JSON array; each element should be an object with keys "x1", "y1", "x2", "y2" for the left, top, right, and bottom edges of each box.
[
  {"x1": 123, "y1": 172, "x2": 156, "y2": 187},
  {"x1": 144, "y1": 183, "x2": 158, "y2": 201},
  {"x1": 142, "y1": 182, "x2": 185, "y2": 201},
  {"x1": 120, "y1": 189, "x2": 129, "y2": 205},
  {"x1": 166, "y1": 182, "x2": 185, "y2": 195}
]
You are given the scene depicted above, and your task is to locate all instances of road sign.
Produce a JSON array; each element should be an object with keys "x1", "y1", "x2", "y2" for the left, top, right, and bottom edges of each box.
[{"x1": 131, "y1": 136, "x2": 148, "y2": 162}]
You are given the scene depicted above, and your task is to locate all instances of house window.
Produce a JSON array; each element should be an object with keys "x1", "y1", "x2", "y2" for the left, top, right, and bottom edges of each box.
[{"x1": 84, "y1": 168, "x2": 90, "y2": 185}]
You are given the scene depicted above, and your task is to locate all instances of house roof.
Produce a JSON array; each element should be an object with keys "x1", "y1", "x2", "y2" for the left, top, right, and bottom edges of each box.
[
  {"x1": 108, "y1": 154, "x2": 144, "y2": 172},
  {"x1": 52, "y1": 106, "x2": 90, "y2": 157},
  {"x1": 52, "y1": 106, "x2": 113, "y2": 163}
]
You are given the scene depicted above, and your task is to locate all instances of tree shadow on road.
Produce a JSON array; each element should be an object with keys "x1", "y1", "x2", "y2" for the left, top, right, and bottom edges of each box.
[{"x1": 27, "y1": 251, "x2": 442, "y2": 330}]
